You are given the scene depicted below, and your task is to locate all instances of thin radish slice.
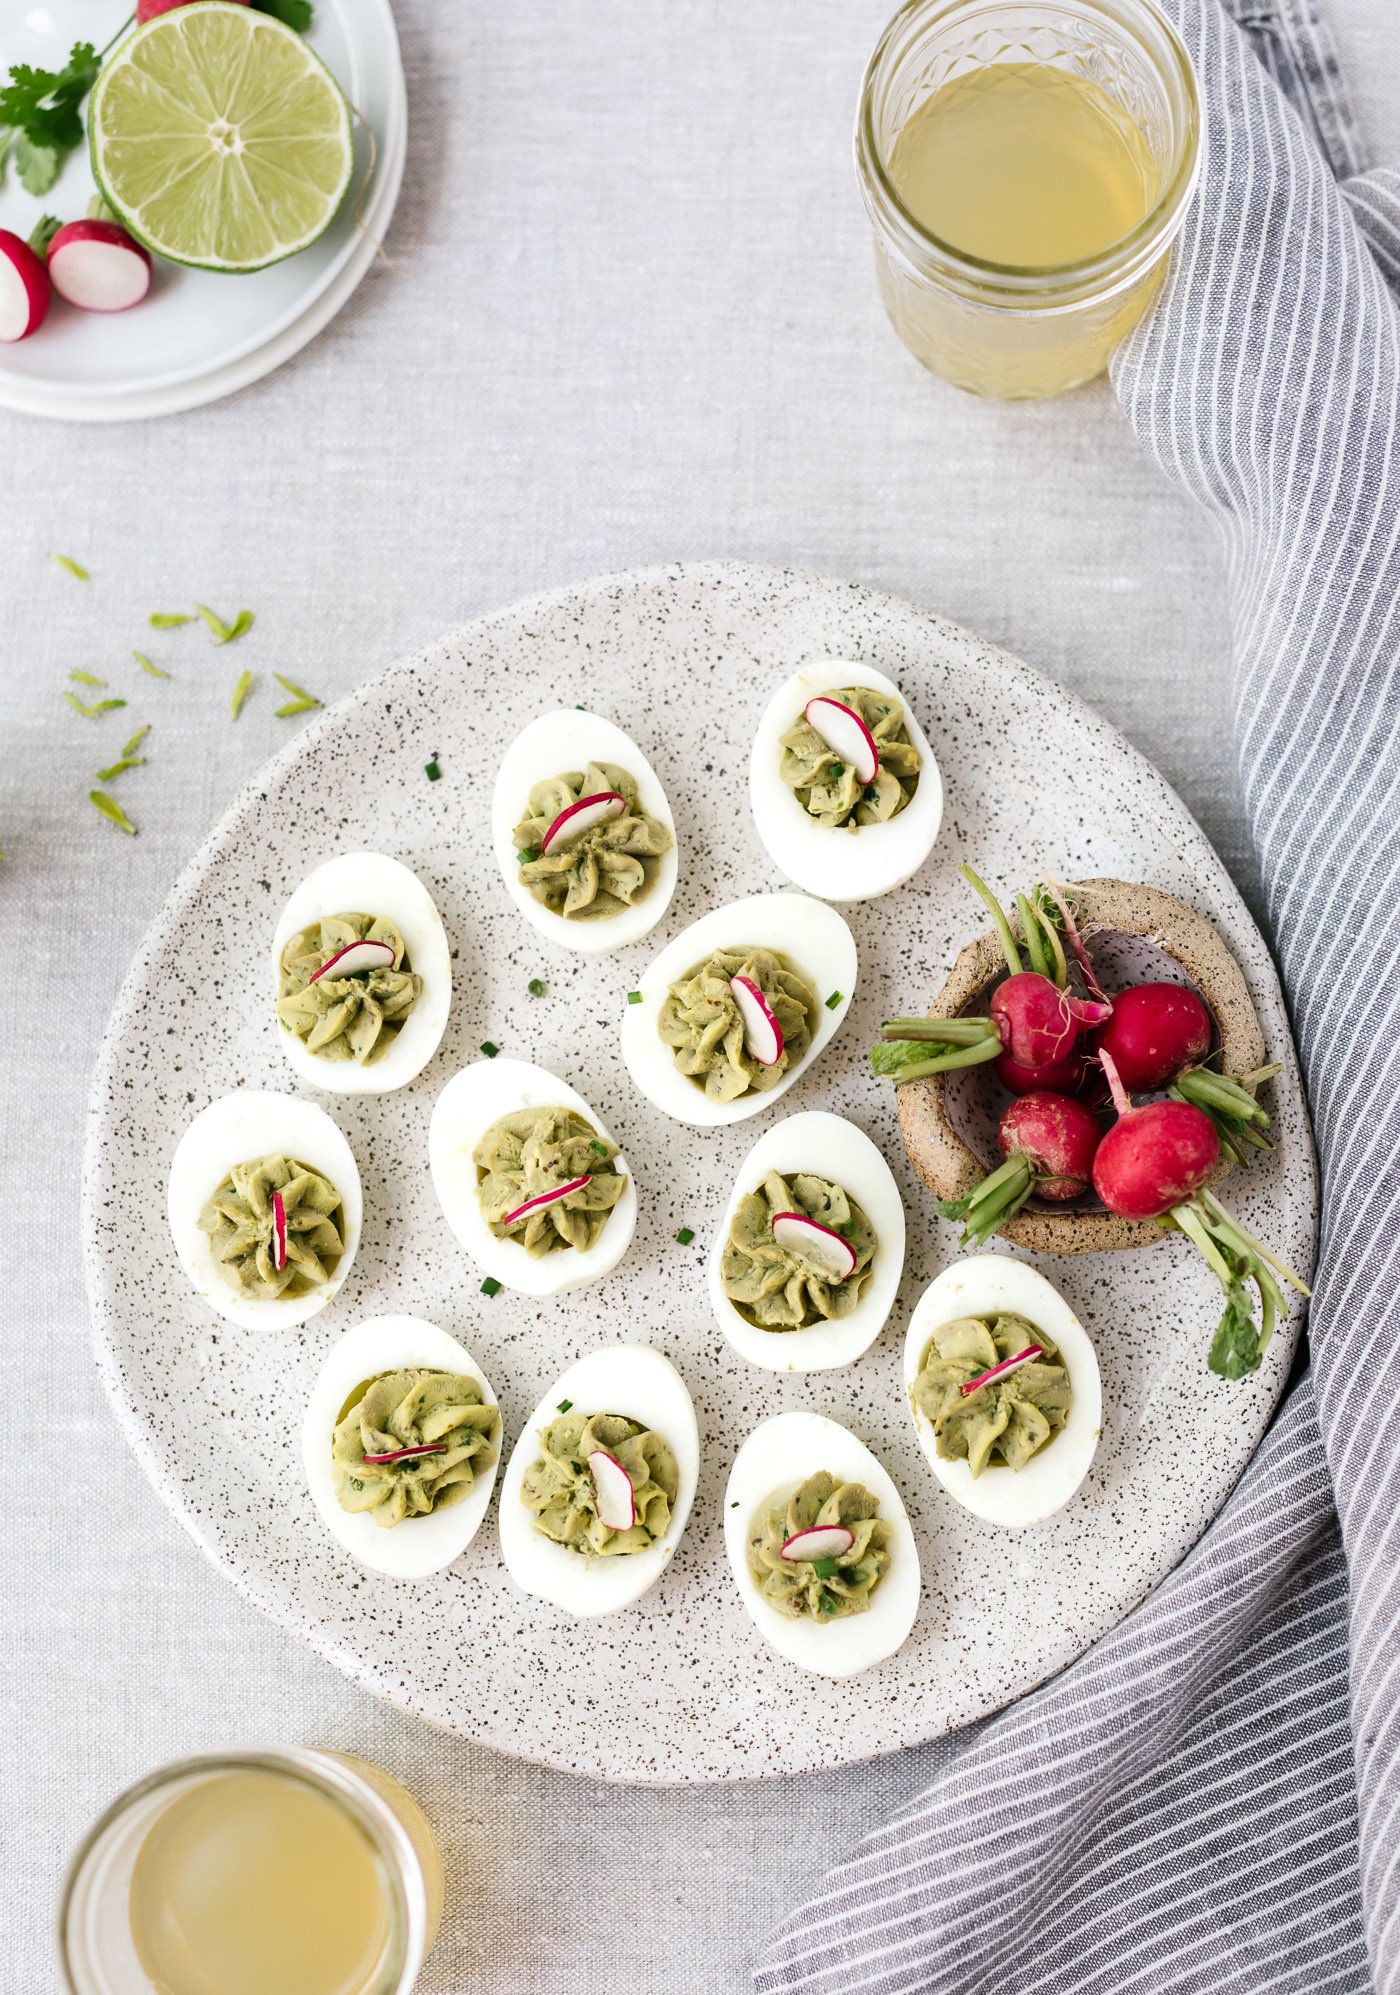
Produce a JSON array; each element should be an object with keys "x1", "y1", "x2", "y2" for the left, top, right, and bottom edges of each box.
[
  {"x1": 804, "y1": 697, "x2": 879, "y2": 785},
  {"x1": 771, "y1": 1211, "x2": 858, "y2": 1282},
  {"x1": 271, "y1": 1191, "x2": 288, "y2": 1271},
  {"x1": 361, "y1": 1443, "x2": 447, "y2": 1465},
  {"x1": 540, "y1": 791, "x2": 626, "y2": 856},
  {"x1": 589, "y1": 1449, "x2": 636, "y2": 1531},
  {"x1": 47, "y1": 221, "x2": 152, "y2": 313},
  {"x1": 780, "y1": 1524, "x2": 855, "y2": 1563},
  {"x1": 959, "y1": 1345, "x2": 1044, "y2": 1398},
  {"x1": 729, "y1": 975, "x2": 784, "y2": 1066},
  {"x1": 502, "y1": 1175, "x2": 593, "y2": 1228},
  {"x1": 309, "y1": 938, "x2": 397, "y2": 983},
  {"x1": 0, "y1": 229, "x2": 51, "y2": 343}
]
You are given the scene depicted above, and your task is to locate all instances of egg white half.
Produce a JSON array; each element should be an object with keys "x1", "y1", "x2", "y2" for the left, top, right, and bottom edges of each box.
[
  {"x1": 620, "y1": 893, "x2": 857, "y2": 1128},
  {"x1": 724, "y1": 1411, "x2": 921, "y2": 1677},
  {"x1": 903, "y1": 1256, "x2": 1102, "y2": 1526},
  {"x1": 749, "y1": 661, "x2": 943, "y2": 902},
  {"x1": 491, "y1": 709, "x2": 679, "y2": 955},
  {"x1": 429, "y1": 1057, "x2": 637, "y2": 1296},
  {"x1": 708, "y1": 1110, "x2": 906, "y2": 1373},
  {"x1": 498, "y1": 1346, "x2": 699, "y2": 1617},
  {"x1": 271, "y1": 851, "x2": 453, "y2": 1096},
  {"x1": 168, "y1": 1090, "x2": 363, "y2": 1330},
  {"x1": 301, "y1": 1315, "x2": 502, "y2": 1580}
]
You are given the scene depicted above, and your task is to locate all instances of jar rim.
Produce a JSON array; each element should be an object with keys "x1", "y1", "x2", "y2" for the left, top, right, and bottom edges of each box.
[{"x1": 855, "y1": 0, "x2": 1202, "y2": 299}]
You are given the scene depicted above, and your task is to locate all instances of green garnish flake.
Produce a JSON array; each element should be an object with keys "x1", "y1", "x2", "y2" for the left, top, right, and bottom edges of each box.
[
  {"x1": 133, "y1": 651, "x2": 169, "y2": 678},
  {"x1": 88, "y1": 790, "x2": 136, "y2": 836},
  {"x1": 811, "y1": 1557, "x2": 840, "y2": 1579},
  {"x1": 275, "y1": 698, "x2": 318, "y2": 718},
  {"x1": 230, "y1": 670, "x2": 254, "y2": 719},
  {"x1": 481, "y1": 1277, "x2": 502, "y2": 1298},
  {"x1": 528, "y1": 977, "x2": 546, "y2": 997},
  {"x1": 96, "y1": 756, "x2": 145, "y2": 781},
  {"x1": 480, "y1": 1041, "x2": 499, "y2": 1059},
  {"x1": 825, "y1": 990, "x2": 843, "y2": 1010},
  {"x1": 348, "y1": 1476, "x2": 364, "y2": 1492},
  {"x1": 64, "y1": 692, "x2": 126, "y2": 718},
  {"x1": 730, "y1": 1500, "x2": 740, "y2": 1509},
  {"x1": 149, "y1": 613, "x2": 194, "y2": 629},
  {"x1": 425, "y1": 759, "x2": 442, "y2": 782},
  {"x1": 196, "y1": 603, "x2": 255, "y2": 645},
  {"x1": 273, "y1": 673, "x2": 319, "y2": 706},
  {"x1": 68, "y1": 669, "x2": 106, "y2": 687},
  {"x1": 556, "y1": 1399, "x2": 573, "y2": 1413},
  {"x1": 517, "y1": 845, "x2": 540, "y2": 864},
  {"x1": 818, "y1": 1595, "x2": 838, "y2": 1615},
  {"x1": 49, "y1": 553, "x2": 88, "y2": 580},
  {"x1": 829, "y1": 760, "x2": 845, "y2": 780},
  {"x1": 121, "y1": 724, "x2": 150, "y2": 757},
  {"x1": 676, "y1": 1226, "x2": 695, "y2": 1246},
  {"x1": 626, "y1": 990, "x2": 642, "y2": 1005},
  {"x1": 589, "y1": 1139, "x2": 609, "y2": 1156}
]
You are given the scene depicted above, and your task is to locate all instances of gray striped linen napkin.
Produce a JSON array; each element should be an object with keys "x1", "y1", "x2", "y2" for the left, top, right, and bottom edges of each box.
[{"x1": 755, "y1": 3, "x2": 1400, "y2": 1991}]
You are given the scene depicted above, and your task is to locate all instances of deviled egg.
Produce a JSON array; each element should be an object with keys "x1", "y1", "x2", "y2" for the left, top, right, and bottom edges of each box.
[
  {"x1": 168, "y1": 1090, "x2": 362, "y2": 1330},
  {"x1": 750, "y1": 661, "x2": 943, "y2": 901},
  {"x1": 708, "y1": 1110, "x2": 905, "y2": 1372},
  {"x1": 429, "y1": 1056, "x2": 637, "y2": 1296},
  {"x1": 621, "y1": 893, "x2": 856, "y2": 1127},
  {"x1": 724, "y1": 1411, "x2": 920, "y2": 1677},
  {"x1": 302, "y1": 1315, "x2": 501, "y2": 1579},
  {"x1": 903, "y1": 1256, "x2": 1101, "y2": 1526},
  {"x1": 498, "y1": 1346, "x2": 699, "y2": 1617},
  {"x1": 271, "y1": 851, "x2": 452, "y2": 1095},
  {"x1": 492, "y1": 709, "x2": 679, "y2": 954}
]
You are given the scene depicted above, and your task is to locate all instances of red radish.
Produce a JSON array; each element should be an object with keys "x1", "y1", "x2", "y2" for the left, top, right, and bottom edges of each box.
[
  {"x1": 589, "y1": 1450, "x2": 636, "y2": 1531},
  {"x1": 729, "y1": 974, "x2": 785, "y2": 1066},
  {"x1": 770, "y1": 1211, "x2": 858, "y2": 1282},
  {"x1": 47, "y1": 221, "x2": 152, "y2": 314},
  {"x1": 0, "y1": 227, "x2": 52, "y2": 344},
  {"x1": 804, "y1": 696, "x2": 879, "y2": 784},
  {"x1": 780, "y1": 1524, "x2": 855, "y2": 1563},
  {"x1": 990, "y1": 971, "x2": 1109, "y2": 1069},
  {"x1": 501, "y1": 1176, "x2": 593, "y2": 1228},
  {"x1": 539, "y1": 791, "x2": 626, "y2": 856},
  {"x1": 136, "y1": 0, "x2": 247, "y2": 17},
  {"x1": 937, "y1": 1090, "x2": 1102, "y2": 1247},
  {"x1": 959, "y1": 1344, "x2": 1044, "y2": 1398},
  {"x1": 361, "y1": 1443, "x2": 447, "y2": 1465},
  {"x1": 1092, "y1": 981, "x2": 1211, "y2": 1094},
  {"x1": 271, "y1": 1190, "x2": 288, "y2": 1271},
  {"x1": 995, "y1": 1048, "x2": 1087, "y2": 1096},
  {"x1": 1091, "y1": 1051, "x2": 1219, "y2": 1220},
  {"x1": 309, "y1": 937, "x2": 397, "y2": 983}
]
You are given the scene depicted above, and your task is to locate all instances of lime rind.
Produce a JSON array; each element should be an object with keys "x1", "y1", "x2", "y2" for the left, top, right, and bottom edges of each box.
[{"x1": 89, "y1": 2, "x2": 354, "y2": 276}]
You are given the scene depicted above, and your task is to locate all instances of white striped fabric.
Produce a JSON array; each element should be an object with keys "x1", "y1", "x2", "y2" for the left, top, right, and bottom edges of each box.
[{"x1": 755, "y1": 1, "x2": 1400, "y2": 1989}]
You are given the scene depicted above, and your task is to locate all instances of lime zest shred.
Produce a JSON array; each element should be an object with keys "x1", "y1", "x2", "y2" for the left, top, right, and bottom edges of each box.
[
  {"x1": 96, "y1": 756, "x2": 145, "y2": 781},
  {"x1": 148, "y1": 613, "x2": 194, "y2": 629},
  {"x1": 275, "y1": 698, "x2": 318, "y2": 718},
  {"x1": 49, "y1": 554, "x2": 89, "y2": 580},
  {"x1": 197, "y1": 604, "x2": 255, "y2": 646},
  {"x1": 69, "y1": 669, "x2": 107, "y2": 687},
  {"x1": 65, "y1": 692, "x2": 126, "y2": 717},
  {"x1": 273, "y1": 672, "x2": 319, "y2": 704},
  {"x1": 133, "y1": 651, "x2": 169, "y2": 678},
  {"x1": 89, "y1": 790, "x2": 136, "y2": 835},
  {"x1": 121, "y1": 724, "x2": 149, "y2": 757},
  {"x1": 230, "y1": 670, "x2": 254, "y2": 719}
]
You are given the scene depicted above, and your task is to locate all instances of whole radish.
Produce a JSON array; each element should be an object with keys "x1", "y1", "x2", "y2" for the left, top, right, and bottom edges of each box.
[
  {"x1": 47, "y1": 217, "x2": 152, "y2": 314},
  {"x1": 1093, "y1": 1049, "x2": 1309, "y2": 1378},
  {"x1": 995, "y1": 1047, "x2": 1087, "y2": 1096},
  {"x1": 1091, "y1": 979, "x2": 1279, "y2": 1162},
  {"x1": 0, "y1": 224, "x2": 53, "y2": 343},
  {"x1": 939, "y1": 1090, "x2": 1103, "y2": 1248}
]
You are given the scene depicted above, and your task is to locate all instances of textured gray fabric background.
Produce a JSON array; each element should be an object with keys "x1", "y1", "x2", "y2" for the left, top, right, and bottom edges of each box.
[{"x1": 1, "y1": 3, "x2": 1392, "y2": 1989}]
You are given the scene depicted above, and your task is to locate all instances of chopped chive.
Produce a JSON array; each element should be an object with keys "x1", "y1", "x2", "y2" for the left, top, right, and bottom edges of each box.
[
  {"x1": 829, "y1": 760, "x2": 845, "y2": 779},
  {"x1": 676, "y1": 1226, "x2": 695, "y2": 1246},
  {"x1": 230, "y1": 670, "x2": 254, "y2": 719},
  {"x1": 818, "y1": 1595, "x2": 837, "y2": 1615},
  {"x1": 574, "y1": 704, "x2": 585, "y2": 711},
  {"x1": 149, "y1": 613, "x2": 194, "y2": 629},
  {"x1": 479, "y1": 1041, "x2": 499, "y2": 1058},
  {"x1": 425, "y1": 759, "x2": 442, "y2": 782},
  {"x1": 480, "y1": 1276, "x2": 502, "y2": 1297},
  {"x1": 527, "y1": 977, "x2": 545, "y2": 997},
  {"x1": 69, "y1": 669, "x2": 106, "y2": 687},
  {"x1": 89, "y1": 790, "x2": 136, "y2": 836},
  {"x1": 589, "y1": 1139, "x2": 609, "y2": 1157},
  {"x1": 811, "y1": 1557, "x2": 840, "y2": 1579},
  {"x1": 65, "y1": 693, "x2": 126, "y2": 718},
  {"x1": 557, "y1": 1398, "x2": 573, "y2": 1413},
  {"x1": 197, "y1": 603, "x2": 254, "y2": 645},
  {"x1": 275, "y1": 698, "x2": 318, "y2": 718},
  {"x1": 730, "y1": 1500, "x2": 740, "y2": 1509},
  {"x1": 49, "y1": 554, "x2": 88, "y2": 580},
  {"x1": 517, "y1": 844, "x2": 540, "y2": 864},
  {"x1": 825, "y1": 990, "x2": 844, "y2": 1010},
  {"x1": 133, "y1": 650, "x2": 169, "y2": 678},
  {"x1": 96, "y1": 757, "x2": 145, "y2": 781},
  {"x1": 626, "y1": 990, "x2": 642, "y2": 1005},
  {"x1": 121, "y1": 724, "x2": 150, "y2": 757}
]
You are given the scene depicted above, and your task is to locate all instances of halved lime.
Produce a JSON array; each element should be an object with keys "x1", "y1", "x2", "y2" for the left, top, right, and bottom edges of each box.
[{"x1": 89, "y1": 3, "x2": 354, "y2": 275}]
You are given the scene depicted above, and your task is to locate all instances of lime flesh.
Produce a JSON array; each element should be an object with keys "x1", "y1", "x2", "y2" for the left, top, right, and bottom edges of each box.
[{"x1": 89, "y1": 3, "x2": 354, "y2": 274}]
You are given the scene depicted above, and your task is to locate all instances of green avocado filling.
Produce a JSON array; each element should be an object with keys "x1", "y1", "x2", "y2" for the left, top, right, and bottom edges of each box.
[
  {"x1": 332, "y1": 1369, "x2": 501, "y2": 1528},
  {"x1": 658, "y1": 946, "x2": 817, "y2": 1103},
  {"x1": 521, "y1": 1410, "x2": 678, "y2": 1557},
  {"x1": 277, "y1": 912, "x2": 423, "y2": 1065},
  {"x1": 779, "y1": 687, "x2": 920, "y2": 828},
  {"x1": 910, "y1": 1312, "x2": 1072, "y2": 1476},
  {"x1": 198, "y1": 1153, "x2": 344, "y2": 1300},
  {"x1": 473, "y1": 1106, "x2": 625, "y2": 1257},
  {"x1": 721, "y1": 1170, "x2": 876, "y2": 1330},
  {"x1": 515, "y1": 761, "x2": 672, "y2": 921},
  {"x1": 748, "y1": 1472, "x2": 891, "y2": 1620}
]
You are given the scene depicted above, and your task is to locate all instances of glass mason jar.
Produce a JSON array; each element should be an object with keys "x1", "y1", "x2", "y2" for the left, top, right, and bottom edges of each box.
[
  {"x1": 58, "y1": 1749, "x2": 443, "y2": 1995},
  {"x1": 855, "y1": 0, "x2": 1201, "y2": 398}
]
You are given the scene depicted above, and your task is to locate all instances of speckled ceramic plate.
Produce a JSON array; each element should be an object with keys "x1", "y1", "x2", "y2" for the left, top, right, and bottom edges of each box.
[{"x1": 83, "y1": 562, "x2": 1316, "y2": 1784}]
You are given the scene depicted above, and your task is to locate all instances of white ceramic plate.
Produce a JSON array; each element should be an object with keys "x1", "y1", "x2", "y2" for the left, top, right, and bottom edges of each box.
[
  {"x1": 0, "y1": 0, "x2": 405, "y2": 422},
  {"x1": 83, "y1": 562, "x2": 1316, "y2": 1784}
]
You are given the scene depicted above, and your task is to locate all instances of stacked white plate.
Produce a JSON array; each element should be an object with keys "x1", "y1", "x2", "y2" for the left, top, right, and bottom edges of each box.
[{"x1": 0, "y1": 0, "x2": 406, "y2": 422}]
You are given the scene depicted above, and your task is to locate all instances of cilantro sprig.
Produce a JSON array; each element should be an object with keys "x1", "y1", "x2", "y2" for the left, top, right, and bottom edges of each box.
[{"x1": 0, "y1": 43, "x2": 99, "y2": 196}]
